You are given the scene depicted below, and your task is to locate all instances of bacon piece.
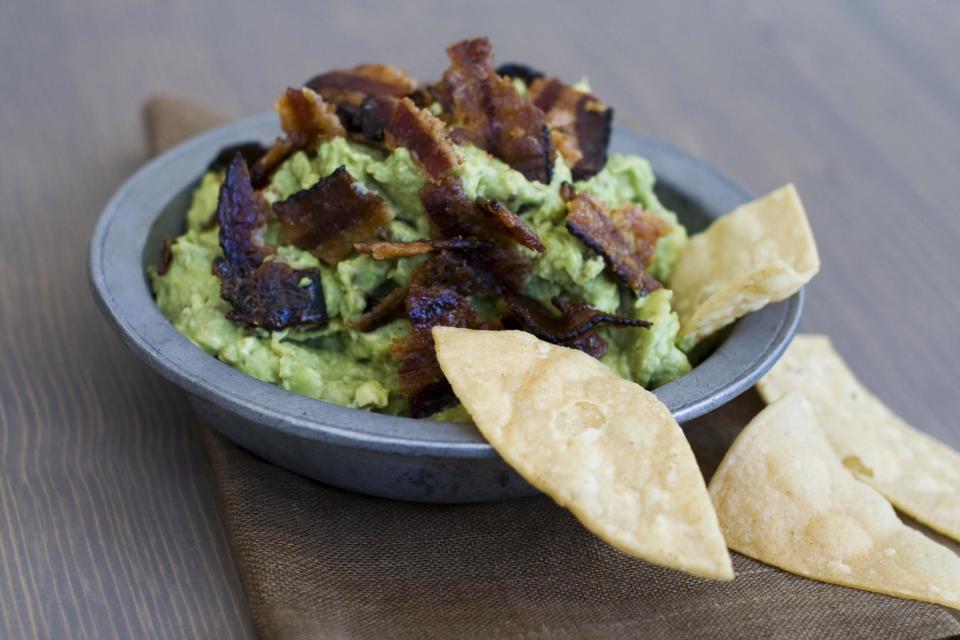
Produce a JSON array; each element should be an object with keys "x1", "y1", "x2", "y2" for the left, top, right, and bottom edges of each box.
[
  {"x1": 442, "y1": 37, "x2": 553, "y2": 183},
  {"x1": 392, "y1": 284, "x2": 496, "y2": 418},
  {"x1": 156, "y1": 237, "x2": 176, "y2": 276},
  {"x1": 421, "y1": 179, "x2": 531, "y2": 292},
  {"x1": 276, "y1": 87, "x2": 346, "y2": 148},
  {"x1": 504, "y1": 294, "x2": 650, "y2": 343},
  {"x1": 476, "y1": 197, "x2": 544, "y2": 253},
  {"x1": 212, "y1": 155, "x2": 327, "y2": 330},
  {"x1": 215, "y1": 260, "x2": 327, "y2": 331},
  {"x1": 273, "y1": 166, "x2": 394, "y2": 265},
  {"x1": 249, "y1": 88, "x2": 345, "y2": 188},
  {"x1": 216, "y1": 155, "x2": 273, "y2": 266},
  {"x1": 354, "y1": 238, "x2": 491, "y2": 260},
  {"x1": 207, "y1": 141, "x2": 269, "y2": 173},
  {"x1": 347, "y1": 249, "x2": 488, "y2": 334},
  {"x1": 496, "y1": 62, "x2": 544, "y2": 86},
  {"x1": 384, "y1": 98, "x2": 459, "y2": 182},
  {"x1": 565, "y1": 190, "x2": 665, "y2": 293},
  {"x1": 529, "y1": 77, "x2": 613, "y2": 180},
  {"x1": 306, "y1": 64, "x2": 417, "y2": 109}
]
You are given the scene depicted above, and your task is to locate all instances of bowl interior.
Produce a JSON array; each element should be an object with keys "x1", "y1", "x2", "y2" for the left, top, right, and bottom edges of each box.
[{"x1": 92, "y1": 114, "x2": 801, "y2": 458}]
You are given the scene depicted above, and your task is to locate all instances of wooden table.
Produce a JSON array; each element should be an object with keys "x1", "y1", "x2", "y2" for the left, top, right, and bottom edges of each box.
[{"x1": 2, "y1": 1, "x2": 958, "y2": 637}]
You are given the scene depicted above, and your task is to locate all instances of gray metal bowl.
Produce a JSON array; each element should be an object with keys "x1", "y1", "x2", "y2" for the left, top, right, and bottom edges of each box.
[{"x1": 89, "y1": 114, "x2": 802, "y2": 503}]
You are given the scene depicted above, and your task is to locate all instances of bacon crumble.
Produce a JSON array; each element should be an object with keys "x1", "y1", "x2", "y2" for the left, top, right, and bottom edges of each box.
[
  {"x1": 565, "y1": 189, "x2": 665, "y2": 294},
  {"x1": 212, "y1": 155, "x2": 327, "y2": 330},
  {"x1": 392, "y1": 284, "x2": 496, "y2": 418},
  {"x1": 529, "y1": 78, "x2": 613, "y2": 180},
  {"x1": 476, "y1": 197, "x2": 545, "y2": 253},
  {"x1": 421, "y1": 179, "x2": 532, "y2": 292},
  {"x1": 384, "y1": 98, "x2": 459, "y2": 182},
  {"x1": 157, "y1": 237, "x2": 176, "y2": 276},
  {"x1": 273, "y1": 166, "x2": 395, "y2": 265},
  {"x1": 442, "y1": 37, "x2": 553, "y2": 183}
]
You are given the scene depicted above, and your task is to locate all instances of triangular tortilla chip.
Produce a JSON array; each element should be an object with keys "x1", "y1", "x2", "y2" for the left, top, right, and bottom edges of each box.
[
  {"x1": 709, "y1": 391, "x2": 960, "y2": 609},
  {"x1": 433, "y1": 327, "x2": 732, "y2": 580},
  {"x1": 757, "y1": 334, "x2": 960, "y2": 543},
  {"x1": 668, "y1": 184, "x2": 820, "y2": 348}
]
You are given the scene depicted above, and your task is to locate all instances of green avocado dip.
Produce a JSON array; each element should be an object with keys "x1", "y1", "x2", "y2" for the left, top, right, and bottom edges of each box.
[
  {"x1": 152, "y1": 140, "x2": 690, "y2": 417},
  {"x1": 150, "y1": 40, "x2": 692, "y2": 420}
]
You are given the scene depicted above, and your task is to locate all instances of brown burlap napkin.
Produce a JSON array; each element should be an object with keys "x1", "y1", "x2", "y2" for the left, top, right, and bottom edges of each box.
[{"x1": 144, "y1": 96, "x2": 960, "y2": 640}]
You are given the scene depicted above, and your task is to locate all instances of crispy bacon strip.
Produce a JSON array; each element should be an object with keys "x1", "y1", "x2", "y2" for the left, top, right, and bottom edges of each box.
[
  {"x1": 347, "y1": 249, "x2": 488, "y2": 333},
  {"x1": 504, "y1": 294, "x2": 650, "y2": 343},
  {"x1": 529, "y1": 77, "x2": 613, "y2": 180},
  {"x1": 384, "y1": 98, "x2": 459, "y2": 182},
  {"x1": 421, "y1": 179, "x2": 531, "y2": 292},
  {"x1": 306, "y1": 64, "x2": 417, "y2": 109},
  {"x1": 442, "y1": 37, "x2": 553, "y2": 183},
  {"x1": 216, "y1": 260, "x2": 327, "y2": 331},
  {"x1": 273, "y1": 166, "x2": 395, "y2": 265},
  {"x1": 392, "y1": 284, "x2": 495, "y2": 418},
  {"x1": 213, "y1": 155, "x2": 327, "y2": 330},
  {"x1": 476, "y1": 197, "x2": 545, "y2": 253},
  {"x1": 354, "y1": 238, "x2": 491, "y2": 260},
  {"x1": 565, "y1": 190, "x2": 665, "y2": 293}
]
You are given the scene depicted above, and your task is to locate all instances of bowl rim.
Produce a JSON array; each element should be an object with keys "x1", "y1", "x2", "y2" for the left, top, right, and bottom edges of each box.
[{"x1": 89, "y1": 113, "x2": 801, "y2": 459}]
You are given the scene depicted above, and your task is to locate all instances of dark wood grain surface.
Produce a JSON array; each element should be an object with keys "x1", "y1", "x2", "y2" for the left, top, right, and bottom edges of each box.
[{"x1": 2, "y1": 1, "x2": 959, "y2": 637}]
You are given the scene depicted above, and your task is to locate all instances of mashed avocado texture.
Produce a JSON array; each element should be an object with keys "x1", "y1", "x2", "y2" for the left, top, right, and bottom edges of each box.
[{"x1": 152, "y1": 138, "x2": 691, "y2": 416}]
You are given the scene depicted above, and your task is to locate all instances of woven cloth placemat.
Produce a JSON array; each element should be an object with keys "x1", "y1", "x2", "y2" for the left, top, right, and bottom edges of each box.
[{"x1": 144, "y1": 95, "x2": 960, "y2": 640}]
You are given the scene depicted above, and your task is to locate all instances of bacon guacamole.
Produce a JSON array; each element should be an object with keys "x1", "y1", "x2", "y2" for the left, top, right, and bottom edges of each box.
[{"x1": 151, "y1": 37, "x2": 691, "y2": 419}]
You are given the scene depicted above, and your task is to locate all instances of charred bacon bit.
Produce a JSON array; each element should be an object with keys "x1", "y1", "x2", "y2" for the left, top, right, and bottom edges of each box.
[
  {"x1": 528, "y1": 77, "x2": 613, "y2": 180},
  {"x1": 207, "y1": 142, "x2": 269, "y2": 173},
  {"x1": 495, "y1": 62, "x2": 545, "y2": 86},
  {"x1": 273, "y1": 166, "x2": 395, "y2": 265},
  {"x1": 476, "y1": 197, "x2": 545, "y2": 253},
  {"x1": 248, "y1": 88, "x2": 346, "y2": 188},
  {"x1": 421, "y1": 179, "x2": 531, "y2": 292},
  {"x1": 568, "y1": 332, "x2": 608, "y2": 359},
  {"x1": 215, "y1": 260, "x2": 327, "y2": 331},
  {"x1": 213, "y1": 155, "x2": 327, "y2": 330},
  {"x1": 276, "y1": 87, "x2": 346, "y2": 148},
  {"x1": 504, "y1": 293, "x2": 650, "y2": 343},
  {"x1": 565, "y1": 191, "x2": 663, "y2": 293},
  {"x1": 384, "y1": 98, "x2": 459, "y2": 182},
  {"x1": 442, "y1": 37, "x2": 553, "y2": 183},
  {"x1": 353, "y1": 238, "x2": 491, "y2": 260},
  {"x1": 216, "y1": 155, "x2": 273, "y2": 266},
  {"x1": 609, "y1": 204, "x2": 671, "y2": 273},
  {"x1": 157, "y1": 237, "x2": 176, "y2": 276},
  {"x1": 392, "y1": 284, "x2": 495, "y2": 418},
  {"x1": 306, "y1": 64, "x2": 417, "y2": 109}
]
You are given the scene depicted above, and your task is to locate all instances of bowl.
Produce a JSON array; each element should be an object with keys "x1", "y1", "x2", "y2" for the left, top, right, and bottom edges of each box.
[{"x1": 89, "y1": 114, "x2": 802, "y2": 503}]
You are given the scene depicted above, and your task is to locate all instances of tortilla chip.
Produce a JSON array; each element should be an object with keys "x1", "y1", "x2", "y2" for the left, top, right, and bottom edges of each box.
[
  {"x1": 709, "y1": 392, "x2": 960, "y2": 609},
  {"x1": 669, "y1": 184, "x2": 819, "y2": 348},
  {"x1": 432, "y1": 327, "x2": 733, "y2": 580},
  {"x1": 757, "y1": 335, "x2": 960, "y2": 543}
]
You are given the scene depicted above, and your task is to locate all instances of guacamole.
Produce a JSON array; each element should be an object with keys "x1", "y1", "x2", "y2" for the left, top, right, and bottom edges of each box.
[{"x1": 152, "y1": 137, "x2": 691, "y2": 416}]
